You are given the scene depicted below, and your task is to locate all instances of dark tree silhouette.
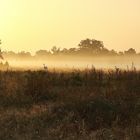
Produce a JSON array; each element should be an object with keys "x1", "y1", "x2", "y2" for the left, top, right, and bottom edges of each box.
[
  {"x1": 36, "y1": 50, "x2": 51, "y2": 56},
  {"x1": 0, "y1": 38, "x2": 139, "y2": 59},
  {"x1": 51, "y1": 46, "x2": 61, "y2": 55},
  {"x1": 125, "y1": 48, "x2": 136, "y2": 55},
  {"x1": 78, "y1": 38, "x2": 104, "y2": 50}
]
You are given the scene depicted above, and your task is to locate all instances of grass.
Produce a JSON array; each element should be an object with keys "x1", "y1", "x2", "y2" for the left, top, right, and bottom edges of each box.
[{"x1": 0, "y1": 68, "x2": 139, "y2": 140}]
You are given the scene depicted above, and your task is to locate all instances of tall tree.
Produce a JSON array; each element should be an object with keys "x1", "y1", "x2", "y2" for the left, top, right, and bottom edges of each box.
[{"x1": 78, "y1": 38, "x2": 104, "y2": 50}]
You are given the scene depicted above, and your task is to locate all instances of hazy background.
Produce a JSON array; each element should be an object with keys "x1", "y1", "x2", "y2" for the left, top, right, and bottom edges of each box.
[
  {"x1": 0, "y1": 0, "x2": 140, "y2": 54},
  {"x1": 7, "y1": 57, "x2": 140, "y2": 70}
]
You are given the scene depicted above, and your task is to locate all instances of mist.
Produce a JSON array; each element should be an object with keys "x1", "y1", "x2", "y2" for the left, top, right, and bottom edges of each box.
[
  {"x1": 1, "y1": 38, "x2": 140, "y2": 71},
  {"x1": 5, "y1": 56, "x2": 140, "y2": 70}
]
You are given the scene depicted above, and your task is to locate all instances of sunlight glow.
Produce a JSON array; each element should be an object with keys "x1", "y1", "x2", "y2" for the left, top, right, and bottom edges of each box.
[{"x1": 0, "y1": 0, "x2": 140, "y2": 53}]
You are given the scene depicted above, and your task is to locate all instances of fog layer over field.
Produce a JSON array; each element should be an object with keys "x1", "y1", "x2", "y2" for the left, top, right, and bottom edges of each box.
[{"x1": 6, "y1": 56, "x2": 140, "y2": 70}]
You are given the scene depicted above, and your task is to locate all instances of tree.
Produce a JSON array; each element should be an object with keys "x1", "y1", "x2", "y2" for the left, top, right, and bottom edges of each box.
[
  {"x1": 100, "y1": 47, "x2": 110, "y2": 55},
  {"x1": 124, "y1": 48, "x2": 136, "y2": 55},
  {"x1": 0, "y1": 48, "x2": 3, "y2": 60},
  {"x1": 61, "y1": 48, "x2": 69, "y2": 54},
  {"x1": 36, "y1": 50, "x2": 51, "y2": 56},
  {"x1": 0, "y1": 40, "x2": 4, "y2": 60},
  {"x1": 67, "y1": 48, "x2": 77, "y2": 54},
  {"x1": 78, "y1": 38, "x2": 104, "y2": 50},
  {"x1": 18, "y1": 51, "x2": 31, "y2": 58},
  {"x1": 78, "y1": 38, "x2": 105, "y2": 55},
  {"x1": 109, "y1": 49, "x2": 117, "y2": 55},
  {"x1": 51, "y1": 46, "x2": 61, "y2": 55},
  {"x1": 118, "y1": 51, "x2": 124, "y2": 56}
]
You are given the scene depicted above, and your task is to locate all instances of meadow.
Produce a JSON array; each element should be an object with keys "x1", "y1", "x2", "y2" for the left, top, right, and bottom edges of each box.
[{"x1": 0, "y1": 68, "x2": 139, "y2": 140}]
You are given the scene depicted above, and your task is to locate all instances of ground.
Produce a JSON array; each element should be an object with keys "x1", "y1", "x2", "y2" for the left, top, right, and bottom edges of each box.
[{"x1": 0, "y1": 69, "x2": 139, "y2": 140}]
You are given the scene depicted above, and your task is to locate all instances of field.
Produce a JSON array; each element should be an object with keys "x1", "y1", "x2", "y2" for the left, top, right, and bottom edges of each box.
[{"x1": 0, "y1": 68, "x2": 139, "y2": 140}]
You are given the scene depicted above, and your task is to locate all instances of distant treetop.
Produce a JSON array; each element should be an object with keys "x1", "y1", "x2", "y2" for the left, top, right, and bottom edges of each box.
[{"x1": 1, "y1": 38, "x2": 140, "y2": 58}]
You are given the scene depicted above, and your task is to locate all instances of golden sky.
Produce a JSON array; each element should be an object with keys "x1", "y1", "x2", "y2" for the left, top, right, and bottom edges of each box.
[{"x1": 0, "y1": 0, "x2": 140, "y2": 53}]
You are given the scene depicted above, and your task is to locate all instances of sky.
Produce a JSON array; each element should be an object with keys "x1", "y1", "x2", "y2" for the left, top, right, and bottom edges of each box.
[{"x1": 0, "y1": 0, "x2": 140, "y2": 54}]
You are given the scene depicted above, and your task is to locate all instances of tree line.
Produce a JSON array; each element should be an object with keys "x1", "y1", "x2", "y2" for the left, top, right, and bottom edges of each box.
[{"x1": 2, "y1": 38, "x2": 140, "y2": 58}]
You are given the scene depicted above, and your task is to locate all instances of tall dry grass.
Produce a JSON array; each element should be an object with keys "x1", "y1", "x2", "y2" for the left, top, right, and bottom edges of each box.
[{"x1": 0, "y1": 68, "x2": 139, "y2": 139}]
